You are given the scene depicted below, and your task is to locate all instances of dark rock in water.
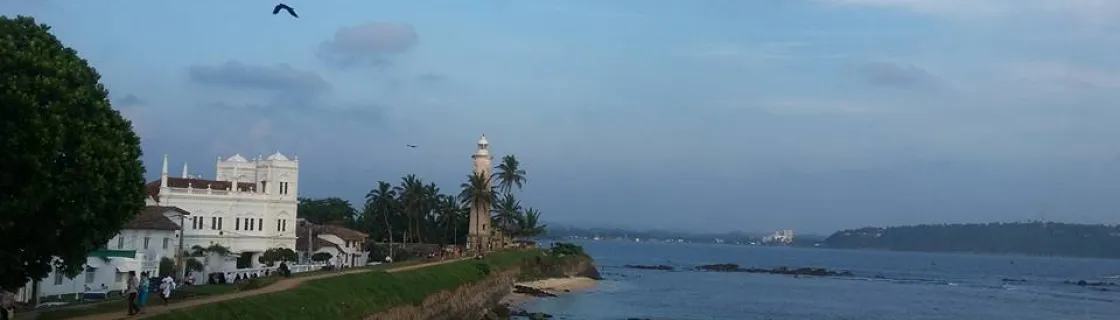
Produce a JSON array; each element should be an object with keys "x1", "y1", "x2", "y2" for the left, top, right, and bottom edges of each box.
[
  {"x1": 513, "y1": 285, "x2": 558, "y2": 297},
  {"x1": 1001, "y1": 278, "x2": 1027, "y2": 283},
  {"x1": 1066, "y1": 280, "x2": 1116, "y2": 287},
  {"x1": 695, "y1": 264, "x2": 854, "y2": 277},
  {"x1": 624, "y1": 264, "x2": 674, "y2": 271}
]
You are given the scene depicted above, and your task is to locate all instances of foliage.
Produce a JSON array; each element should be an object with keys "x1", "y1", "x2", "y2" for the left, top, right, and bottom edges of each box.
[
  {"x1": 143, "y1": 250, "x2": 541, "y2": 320},
  {"x1": 0, "y1": 16, "x2": 147, "y2": 289},
  {"x1": 159, "y1": 257, "x2": 177, "y2": 278},
  {"x1": 493, "y1": 154, "x2": 527, "y2": 195},
  {"x1": 311, "y1": 252, "x2": 333, "y2": 262},
  {"x1": 298, "y1": 197, "x2": 359, "y2": 226},
  {"x1": 184, "y1": 258, "x2": 205, "y2": 273},
  {"x1": 258, "y1": 247, "x2": 299, "y2": 266},
  {"x1": 549, "y1": 242, "x2": 585, "y2": 256},
  {"x1": 823, "y1": 222, "x2": 1120, "y2": 259}
]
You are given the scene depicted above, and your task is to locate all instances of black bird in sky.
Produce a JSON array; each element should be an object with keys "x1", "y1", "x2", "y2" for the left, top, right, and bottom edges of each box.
[
  {"x1": 273, "y1": 3, "x2": 299, "y2": 18},
  {"x1": 406, "y1": 144, "x2": 419, "y2": 148}
]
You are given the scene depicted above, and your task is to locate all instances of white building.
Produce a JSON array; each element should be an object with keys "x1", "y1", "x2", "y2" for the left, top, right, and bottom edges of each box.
[
  {"x1": 762, "y1": 229, "x2": 795, "y2": 245},
  {"x1": 296, "y1": 220, "x2": 368, "y2": 268},
  {"x1": 21, "y1": 206, "x2": 188, "y2": 301},
  {"x1": 145, "y1": 152, "x2": 300, "y2": 272}
]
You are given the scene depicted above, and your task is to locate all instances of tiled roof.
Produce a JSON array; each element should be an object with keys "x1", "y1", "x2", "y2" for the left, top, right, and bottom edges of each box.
[
  {"x1": 295, "y1": 221, "x2": 369, "y2": 246},
  {"x1": 295, "y1": 237, "x2": 339, "y2": 252},
  {"x1": 122, "y1": 206, "x2": 190, "y2": 231},
  {"x1": 145, "y1": 178, "x2": 257, "y2": 201},
  {"x1": 317, "y1": 224, "x2": 369, "y2": 241}
]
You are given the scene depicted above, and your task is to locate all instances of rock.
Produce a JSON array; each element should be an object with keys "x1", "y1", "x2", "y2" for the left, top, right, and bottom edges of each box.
[
  {"x1": 513, "y1": 285, "x2": 558, "y2": 297},
  {"x1": 695, "y1": 264, "x2": 853, "y2": 277},
  {"x1": 696, "y1": 263, "x2": 742, "y2": 272},
  {"x1": 624, "y1": 264, "x2": 674, "y2": 271}
]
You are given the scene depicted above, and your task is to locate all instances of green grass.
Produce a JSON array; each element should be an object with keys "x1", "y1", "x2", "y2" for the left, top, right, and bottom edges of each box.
[
  {"x1": 26, "y1": 259, "x2": 442, "y2": 320},
  {"x1": 147, "y1": 250, "x2": 541, "y2": 320}
]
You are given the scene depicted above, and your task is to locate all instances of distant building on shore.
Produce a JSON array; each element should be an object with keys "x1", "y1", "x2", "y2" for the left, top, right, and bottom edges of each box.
[{"x1": 762, "y1": 229, "x2": 795, "y2": 245}]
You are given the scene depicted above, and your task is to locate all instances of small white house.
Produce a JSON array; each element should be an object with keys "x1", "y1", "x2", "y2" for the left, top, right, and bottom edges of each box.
[
  {"x1": 296, "y1": 220, "x2": 368, "y2": 268},
  {"x1": 15, "y1": 206, "x2": 189, "y2": 302}
]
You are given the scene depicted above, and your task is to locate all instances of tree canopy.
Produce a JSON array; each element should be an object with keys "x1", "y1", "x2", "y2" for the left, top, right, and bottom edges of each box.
[
  {"x1": 297, "y1": 197, "x2": 358, "y2": 225},
  {"x1": 824, "y1": 221, "x2": 1120, "y2": 259},
  {"x1": 0, "y1": 16, "x2": 146, "y2": 289}
]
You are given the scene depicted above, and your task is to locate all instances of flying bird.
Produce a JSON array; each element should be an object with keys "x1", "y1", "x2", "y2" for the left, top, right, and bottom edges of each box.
[
  {"x1": 272, "y1": 3, "x2": 299, "y2": 18},
  {"x1": 406, "y1": 145, "x2": 419, "y2": 148}
]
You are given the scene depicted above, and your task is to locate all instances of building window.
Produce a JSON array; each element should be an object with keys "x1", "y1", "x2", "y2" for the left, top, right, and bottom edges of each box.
[
  {"x1": 280, "y1": 182, "x2": 289, "y2": 195},
  {"x1": 143, "y1": 237, "x2": 150, "y2": 249},
  {"x1": 248, "y1": 219, "x2": 254, "y2": 231},
  {"x1": 54, "y1": 272, "x2": 63, "y2": 285},
  {"x1": 117, "y1": 237, "x2": 124, "y2": 249},
  {"x1": 261, "y1": 181, "x2": 268, "y2": 193},
  {"x1": 283, "y1": 219, "x2": 288, "y2": 232},
  {"x1": 218, "y1": 217, "x2": 223, "y2": 230},
  {"x1": 235, "y1": 218, "x2": 241, "y2": 230},
  {"x1": 277, "y1": 219, "x2": 281, "y2": 232},
  {"x1": 259, "y1": 218, "x2": 264, "y2": 231},
  {"x1": 85, "y1": 267, "x2": 96, "y2": 284},
  {"x1": 162, "y1": 237, "x2": 170, "y2": 249}
]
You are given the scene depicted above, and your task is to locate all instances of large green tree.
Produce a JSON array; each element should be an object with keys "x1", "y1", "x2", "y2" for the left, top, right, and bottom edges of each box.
[
  {"x1": 0, "y1": 16, "x2": 147, "y2": 290},
  {"x1": 297, "y1": 197, "x2": 358, "y2": 226}
]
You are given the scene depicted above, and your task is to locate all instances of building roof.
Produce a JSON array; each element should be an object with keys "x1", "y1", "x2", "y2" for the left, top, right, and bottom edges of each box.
[
  {"x1": 145, "y1": 178, "x2": 258, "y2": 201},
  {"x1": 226, "y1": 154, "x2": 248, "y2": 162},
  {"x1": 296, "y1": 222, "x2": 369, "y2": 246},
  {"x1": 295, "y1": 237, "x2": 339, "y2": 252},
  {"x1": 122, "y1": 206, "x2": 189, "y2": 231},
  {"x1": 266, "y1": 151, "x2": 289, "y2": 161}
]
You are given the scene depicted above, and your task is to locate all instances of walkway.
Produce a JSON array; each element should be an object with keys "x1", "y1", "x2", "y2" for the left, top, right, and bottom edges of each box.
[{"x1": 67, "y1": 259, "x2": 465, "y2": 320}]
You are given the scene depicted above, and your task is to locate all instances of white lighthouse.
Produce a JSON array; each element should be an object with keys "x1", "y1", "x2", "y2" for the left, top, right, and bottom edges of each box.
[{"x1": 467, "y1": 135, "x2": 493, "y2": 254}]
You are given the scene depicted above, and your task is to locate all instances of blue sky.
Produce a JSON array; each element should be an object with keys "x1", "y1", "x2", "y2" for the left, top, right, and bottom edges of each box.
[{"x1": 6, "y1": 0, "x2": 1120, "y2": 234}]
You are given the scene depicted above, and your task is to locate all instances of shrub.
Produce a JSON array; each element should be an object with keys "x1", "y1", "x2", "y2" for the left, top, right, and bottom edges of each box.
[{"x1": 549, "y1": 242, "x2": 585, "y2": 256}]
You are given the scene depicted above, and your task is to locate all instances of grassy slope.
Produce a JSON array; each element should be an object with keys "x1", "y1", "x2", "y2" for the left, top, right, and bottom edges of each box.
[
  {"x1": 147, "y1": 251, "x2": 540, "y2": 320},
  {"x1": 31, "y1": 261, "x2": 425, "y2": 320}
]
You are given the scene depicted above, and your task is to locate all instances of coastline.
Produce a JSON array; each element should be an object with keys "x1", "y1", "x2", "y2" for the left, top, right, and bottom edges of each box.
[{"x1": 500, "y1": 276, "x2": 599, "y2": 307}]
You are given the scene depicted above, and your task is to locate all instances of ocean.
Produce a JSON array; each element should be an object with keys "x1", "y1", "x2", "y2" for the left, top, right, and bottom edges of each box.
[{"x1": 522, "y1": 240, "x2": 1120, "y2": 320}]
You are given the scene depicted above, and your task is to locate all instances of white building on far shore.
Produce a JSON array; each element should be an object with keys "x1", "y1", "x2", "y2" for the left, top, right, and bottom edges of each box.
[
  {"x1": 762, "y1": 229, "x2": 795, "y2": 245},
  {"x1": 145, "y1": 152, "x2": 300, "y2": 272}
]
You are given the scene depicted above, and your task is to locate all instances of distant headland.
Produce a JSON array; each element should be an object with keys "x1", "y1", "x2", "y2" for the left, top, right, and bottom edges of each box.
[
  {"x1": 822, "y1": 221, "x2": 1120, "y2": 259},
  {"x1": 547, "y1": 222, "x2": 1120, "y2": 259}
]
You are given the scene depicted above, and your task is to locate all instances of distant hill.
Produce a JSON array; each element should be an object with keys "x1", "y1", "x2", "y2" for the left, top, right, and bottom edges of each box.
[{"x1": 823, "y1": 221, "x2": 1120, "y2": 259}]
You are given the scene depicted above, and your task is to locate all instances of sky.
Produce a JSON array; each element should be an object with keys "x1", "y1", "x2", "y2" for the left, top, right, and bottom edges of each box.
[{"x1": 5, "y1": 0, "x2": 1120, "y2": 234}]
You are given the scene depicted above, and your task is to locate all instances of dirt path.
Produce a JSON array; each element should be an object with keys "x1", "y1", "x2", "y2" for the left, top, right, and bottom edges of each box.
[{"x1": 66, "y1": 259, "x2": 466, "y2": 320}]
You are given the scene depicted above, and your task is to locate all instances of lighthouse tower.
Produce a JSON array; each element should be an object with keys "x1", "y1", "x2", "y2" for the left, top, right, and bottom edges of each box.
[{"x1": 468, "y1": 135, "x2": 493, "y2": 254}]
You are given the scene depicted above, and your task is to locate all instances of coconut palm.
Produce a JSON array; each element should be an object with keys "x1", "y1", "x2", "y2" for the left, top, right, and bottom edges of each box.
[
  {"x1": 491, "y1": 193, "x2": 523, "y2": 234},
  {"x1": 493, "y1": 154, "x2": 527, "y2": 195},
  {"x1": 365, "y1": 181, "x2": 397, "y2": 246},
  {"x1": 518, "y1": 207, "x2": 547, "y2": 238},
  {"x1": 394, "y1": 174, "x2": 425, "y2": 243}
]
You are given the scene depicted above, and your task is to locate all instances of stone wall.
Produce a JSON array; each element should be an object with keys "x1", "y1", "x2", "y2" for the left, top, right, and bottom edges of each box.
[{"x1": 364, "y1": 254, "x2": 600, "y2": 320}]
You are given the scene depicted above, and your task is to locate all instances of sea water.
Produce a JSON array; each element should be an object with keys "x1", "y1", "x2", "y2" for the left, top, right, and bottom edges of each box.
[{"x1": 523, "y1": 240, "x2": 1120, "y2": 320}]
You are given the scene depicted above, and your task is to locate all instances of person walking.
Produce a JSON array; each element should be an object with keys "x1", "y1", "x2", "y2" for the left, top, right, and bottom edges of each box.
[
  {"x1": 125, "y1": 271, "x2": 140, "y2": 316},
  {"x1": 136, "y1": 272, "x2": 150, "y2": 312},
  {"x1": 158, "y1": 276, "x2": 176, "y2": 306}
]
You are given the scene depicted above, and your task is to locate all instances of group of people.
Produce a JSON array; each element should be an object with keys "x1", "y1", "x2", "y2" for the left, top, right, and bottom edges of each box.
[{"x1": 124, "y1": 271, "x2": 176, "y2": 316}]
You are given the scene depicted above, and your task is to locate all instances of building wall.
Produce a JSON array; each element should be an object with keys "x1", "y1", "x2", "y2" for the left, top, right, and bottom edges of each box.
[{"x1": 157, "y1": 154, "x2": 300, "y2": 270}]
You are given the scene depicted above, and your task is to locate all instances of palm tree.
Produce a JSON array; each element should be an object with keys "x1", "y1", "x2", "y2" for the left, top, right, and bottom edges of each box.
[
  {"x1": 460, "y1": 172, "x2": 494, "y2": 252},
  {"x1": 518, "y1": 207, "x2": 547, "y2": 238},
  {"x1": 365, "y1": 181, "x2": 397, "y2": 252},
  {"x1": 421, "y1": 182, "x2": 441, "y2": 243},
  {"x1": 394, "y1": 174, "x2": 425, "y2": 244},
  {"x1": 492, "y1": 193, "x2": 523, "y2": 235},
  {"x1": 493, "y1": 154, "x2": 526, "y2": 195}
]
